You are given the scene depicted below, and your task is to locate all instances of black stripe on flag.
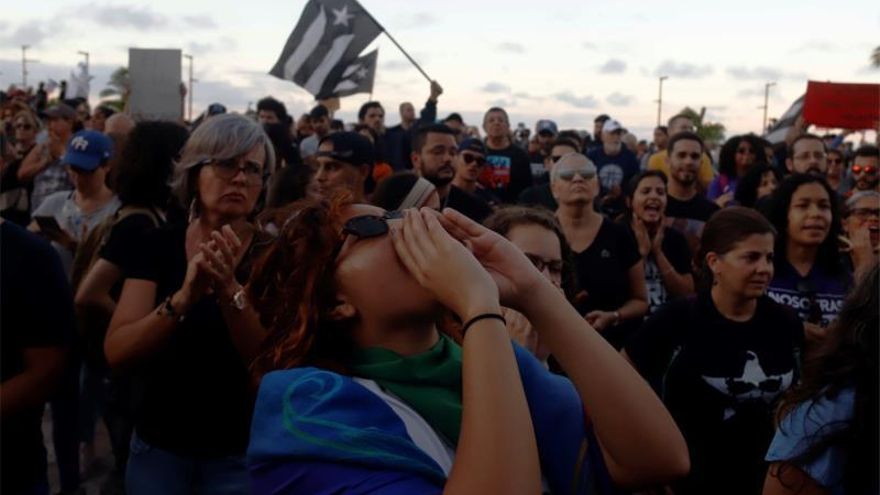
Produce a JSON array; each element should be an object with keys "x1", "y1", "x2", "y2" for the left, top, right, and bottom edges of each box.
[
  {"x1": 270, "y1": 0, "x2": 382, "y2": 98},
  {"x1": 322, "y1": 49, "x2": 378, "y2": 98},
  {"x1": 764, "y1": 95, "x2": 805, "y2": 144}
]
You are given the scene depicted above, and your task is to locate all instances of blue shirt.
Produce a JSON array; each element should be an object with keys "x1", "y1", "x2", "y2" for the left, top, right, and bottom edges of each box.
[
  {"x1": 766, "y1": 387, "x2": 855, "y2": 495},
  {"x1": 586, "y1": 146, "x2": 640, "y2": 193},
  {"x1": 767, "y1": 261, "x2": 850, "y2": 327}
]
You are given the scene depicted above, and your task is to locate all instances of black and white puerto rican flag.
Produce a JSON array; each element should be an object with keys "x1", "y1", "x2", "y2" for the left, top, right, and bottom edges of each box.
[
  {"x1": 331, "y1": 49, "x2": 377, "y2": 97},
  {"x1": 270, "y1": 0, "x2": 382, "y2": 99}
]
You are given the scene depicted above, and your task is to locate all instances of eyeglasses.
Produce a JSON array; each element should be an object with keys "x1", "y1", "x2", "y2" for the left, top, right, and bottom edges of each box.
[
  {"x1": 524, "y1": 252, "x2": 563, "y2": 276},
  {"x1": 849, "y1": 207, "x2": 880, "y2": 219},
  {"x1": 198, "y1": 157, "x2": 265, "y2": 186},
  {"x1": 794, "y1": 151, "x2": 826, "y2": 161},
  {"x1": 556, "y1": 168, "x2": 596, "y2": 181},
  {"x1": 333, "y1": 210, "x2": 404, "y2": 259},
  {"x1": 852, "y1": 165, "x2": 877, "y2": 175},
  {"x1": 461, "y1": 153, "x2": 486, "y2": 166}
]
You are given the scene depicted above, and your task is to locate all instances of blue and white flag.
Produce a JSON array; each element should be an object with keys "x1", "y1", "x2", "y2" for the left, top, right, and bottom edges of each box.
[{"x1": 270, "y1": 0, "x2": 382, "y2": 99}]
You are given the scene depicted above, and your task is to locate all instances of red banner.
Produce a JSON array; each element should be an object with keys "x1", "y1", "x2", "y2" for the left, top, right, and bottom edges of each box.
[{"x1": 802, "y1": 81, "x2": 880, "y2": 130}]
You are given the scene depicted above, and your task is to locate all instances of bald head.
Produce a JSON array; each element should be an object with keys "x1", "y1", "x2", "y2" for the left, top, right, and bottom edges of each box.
[
  {"x1": 104, "y1": 113, "x2": 136, "y2": 137},
  {"x1": 551, "y1": 152, "x2": 592, "y2": 181}
]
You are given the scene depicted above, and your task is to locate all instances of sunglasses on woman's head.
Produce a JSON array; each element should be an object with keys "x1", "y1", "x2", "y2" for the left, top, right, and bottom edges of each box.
[
  {"x1": 332, "y1": 210, "x2": 404, "y2": 259},
  {"x1": 461, "y1": 153, "x2": 486, "y2": 166}
]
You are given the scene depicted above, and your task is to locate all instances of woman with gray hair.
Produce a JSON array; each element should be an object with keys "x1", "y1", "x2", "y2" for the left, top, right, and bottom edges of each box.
[
  {"x1": 841, "y1": 190, "x2": 880, "y2": 279},
  {"x1": 105, "y1": 113, "x2": 274, "y2": 494}
]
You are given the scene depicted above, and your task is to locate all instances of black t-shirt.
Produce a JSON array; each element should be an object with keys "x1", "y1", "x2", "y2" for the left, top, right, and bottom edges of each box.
[
  {"x1": 482, "y1": 143, "x2": 534, "y2": 203},
  {"x1": 100, "y1": 211, "x2": 162, "y2": 276},
  {"x1": 0, "y1": 157, "x2": 34, "y2": 226},
  {"x1": 620, "y1": 224, "x2": 693, "y2": 315},
  {"x1": 572, "y1": 218, "x2": 642, "y2": 349},
  {"x1": 626, "y1": 294, "x2": 803, "y2": 495},
  {"x1": 1, "y1": 222, "x2": 74, "y2": 492},
  {"x1": 126, "y1": 222, "x2": 255, "y2": 458},
  {"x1": 665, "y1": 194, "x2": 719, "y2": 254},
  {"x1": 445, "y1": 185, "x2": 493, "y2": 223},
  {"x1": 517, "y1": 183, "x2": 558, "y2": 212}
]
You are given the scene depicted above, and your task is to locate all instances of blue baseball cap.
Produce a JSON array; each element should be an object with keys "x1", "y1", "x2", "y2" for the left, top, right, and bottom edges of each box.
[{"x1": 62, "y1": 130, "x2": 113, "y2": 172}]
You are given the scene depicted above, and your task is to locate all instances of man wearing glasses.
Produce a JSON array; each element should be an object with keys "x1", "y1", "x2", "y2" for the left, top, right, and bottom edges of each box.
[
  {"x1": 848, "y1": 145, "x2": 879, "y2": 194},
  {"x1": 786, "y1": 134, "x2": 828, "y2": 176}
]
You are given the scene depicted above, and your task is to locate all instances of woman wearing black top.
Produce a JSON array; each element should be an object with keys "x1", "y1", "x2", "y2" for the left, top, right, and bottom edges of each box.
[
  {"x1": 552, "y1": 152, "x2": 648, "y2": 350},
  {"x1": 625, "y1": 207, "x2": 803, "y2": 494},
  {"x1": 622, "y1": 171, "x2": 694, "y2": 315},
  {"x1": 105, "y1": 114, "x2": 275, "y2": 494}
]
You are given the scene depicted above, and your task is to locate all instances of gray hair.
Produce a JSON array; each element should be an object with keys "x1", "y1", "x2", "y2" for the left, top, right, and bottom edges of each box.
[
  {"x1": 170, "y1": 113, "x2": 276, "y2": 210},
  {"x1": 845, "y1": 190, "x2": 880, "y2": 214},
  {"x1": 550, "y1": 152, "x2": 596, "y2": 182}
]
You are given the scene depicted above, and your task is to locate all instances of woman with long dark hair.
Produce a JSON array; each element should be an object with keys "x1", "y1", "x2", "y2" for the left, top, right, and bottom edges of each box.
[
  {"x1": 245, "y1": 200, "x2": 689, "y2": 493},
  {"x1": 735, "y1": 163, "x2": 783, "y2": 210},
  {"x1": 764, "y1": 265, "x2": 878, "y2": 495},
  {"x1": 709, "y1": 134, "x2": 766, "y2": 207},
  {"x1": 625, "y1": 207, "x2": 804, "y2": 494},
  {"x1": 765, "y1": 174, "x2": 849, "y2": 342},
  {"x1": 620, "y1": 170, "x2": 694, "y2": 314}
]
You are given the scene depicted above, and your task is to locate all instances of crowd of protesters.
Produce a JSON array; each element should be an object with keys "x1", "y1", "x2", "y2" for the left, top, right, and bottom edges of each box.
[{"x1": 1, "y1": 78, "x2": 878, "y2": 495}]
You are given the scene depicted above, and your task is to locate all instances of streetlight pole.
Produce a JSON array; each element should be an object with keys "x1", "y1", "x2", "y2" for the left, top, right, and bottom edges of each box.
[
  {"x1": 761, "y1": 81, "x2": 777, "y2": 132},
  {"x1": 656, "y1": 76, "x2": 668, "y2": 126},
  {"x1": 21, "y1": 45, "x2": 36, "y2": 88},
  {"x1": 183, "y1": 54, "x2": 195, "y2": 122}
]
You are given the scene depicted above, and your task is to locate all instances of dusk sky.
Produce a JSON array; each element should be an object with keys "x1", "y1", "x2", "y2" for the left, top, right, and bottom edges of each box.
[{"x1": 2, "y1": 0, "x2": 878, "y2": 140}]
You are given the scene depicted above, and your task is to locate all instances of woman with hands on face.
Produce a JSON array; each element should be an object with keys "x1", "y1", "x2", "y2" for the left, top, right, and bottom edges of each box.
[
  {"x1": 622, "y1": 171, "x2": 695, "y2": 315},
  {"x1": 105, "y1": 114, "x2": 275, "y2": 495},
  {"x1": 551, "y1": 152, "x2": 648, "y2": 349},
  {"x1": 245, "y1": 198, "x2": 689, "y2": 494},
  {"x1": 839, "y1": 190, "x2": 879, "y2": 280}
]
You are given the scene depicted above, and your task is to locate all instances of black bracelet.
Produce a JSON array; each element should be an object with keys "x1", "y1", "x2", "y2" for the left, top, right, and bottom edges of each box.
[{"x1": 461, "y1": 313, "x2": 506, "y2": 335}]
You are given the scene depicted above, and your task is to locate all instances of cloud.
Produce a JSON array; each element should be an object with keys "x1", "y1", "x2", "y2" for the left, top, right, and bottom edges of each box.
[
  {"x1": 726, "y1": 66, "x2": 806, "y2": 81},
  {"x1": 654, "y1": 60, "x2": 713, "y2": 79},
  {"x1": 496, "y1": 42, "x2": 525, "y2": 54},
  {"x1": 488, "y1": 98, "x2": 516, "y2": 108},
  {"x1": 855, "y1": 65, "x2": 880, "y2": 75},
  {"x1": 789, "y1": 40, "x2": 839, "y2": 54},
  {"x1": 582, "y1": 42, "x2": 598, "y2": 50},
  {"x1": 480, "y1": 81, "x2": 510, "y2": 93},
  {"x1": 554, "y1": 91, "x2": 598, "y2": 109},
  {"x1": 599, "y1": 58, "x2": 627, "y2": 74},
  {"x1": 0, "y1": 19, "x2": 64, "y2": 46},
  {"x1": 89, "y1": 4, "x2": 168, "y2": 30},
  {"x1": 183, "y1": 15, "x2": 217, "y2": 29},
  {"x1": 380, "y1": 60, "x2": 411, "y2": 72},
  {"x1": 606, "y1": 92, "x2": 634, "y2": 107},
  {"x1": 186, "y1": 37, "x2": 237, "y2": 55},
  {"x1": 513, "y1": 91, "x2": 541, "y2": 100}
]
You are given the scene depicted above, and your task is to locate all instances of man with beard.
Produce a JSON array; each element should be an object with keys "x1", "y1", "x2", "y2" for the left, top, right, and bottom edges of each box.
[
  {"x1": 647, "y1": 114, "x2": 716, "y2": 190},
  {"x1": 312, "y1": 132, "x2": 373, "y2": 203},
  {"x1": 411, "y1": 124, "x2": 492, "y2": 222},
  {"x1": 664, "y1": 132, "x2": 719, "y2": 253},
  {"x1": 785, "y1": 134, "x2": 828, "y2": 176},
  {"x1": 848, "y1": 145, "x2": 879, "y2": 194}
]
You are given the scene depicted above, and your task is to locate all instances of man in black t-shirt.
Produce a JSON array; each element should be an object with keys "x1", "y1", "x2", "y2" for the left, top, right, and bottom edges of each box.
[
  {"x1": 1, "y1": 221, "x2": 74, "y2": 494},
  {"x1": 412, "y1": 124, "x2": 492, "y2": 222},
  {"x1": 528, "y1": 119, "x2": 558, "y2": 180},
  {"x1": 480, "y1": 107, "x2": 533, "y2": 203},
  {"x1": 664, "y1": 132, "x2": 720, "y2": 253}
]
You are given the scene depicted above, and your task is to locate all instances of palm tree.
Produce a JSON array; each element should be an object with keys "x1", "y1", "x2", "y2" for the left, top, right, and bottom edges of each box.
[
  {"x1": 99, "y1": 67, "x2": 130, "y2": 111},
  {"x1": 677, "y1": 106, "x2": 726, "y2": 145}
]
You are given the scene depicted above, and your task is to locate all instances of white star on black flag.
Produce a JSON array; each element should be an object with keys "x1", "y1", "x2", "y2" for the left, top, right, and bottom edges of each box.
[
  {"x1": 329, "y1": 49, "x2": 378, "y2": 98},
  {"x1": 269, "y1": 0, "x2": 382, "y2": 99}
]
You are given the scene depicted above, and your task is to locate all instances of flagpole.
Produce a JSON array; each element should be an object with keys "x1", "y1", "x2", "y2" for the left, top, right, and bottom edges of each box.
[{"x1": 354, "y1": 0, "x2": 432, "y2": 83}]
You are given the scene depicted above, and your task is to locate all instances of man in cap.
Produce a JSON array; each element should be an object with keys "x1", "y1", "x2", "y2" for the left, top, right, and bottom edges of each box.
[
  {"x1": 412, "y1": 124, "x2": 493, "y2": 222},
  {"x1": 18, "y1": 103, "x2": 78, "y2": 210},
  {"x1": 29, "y1": 130, "x2": 120, "y2": 267},
  {"x1": 586, "y1": 118, "x2": 640, "y2": 216},
  {"x1": 299, "y1": 105, "x2": 332, "y2": 159},
  {"x1": 312, "y1": 132, "x2": 374, "y2": 202},
  {"x1": 528, "y1": 119, "x2": 558, "y2": 179}
]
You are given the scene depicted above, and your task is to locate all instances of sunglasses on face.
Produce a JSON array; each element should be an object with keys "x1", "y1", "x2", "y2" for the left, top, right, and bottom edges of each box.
[
  {"x1": 557, "y1": 168, "x2": 596, "y2": 181},
  {"x1": 524, "y1": 252, "x2": 563, "y2": 276},
  {"x1": 198, "y1": 157, "x2": 265, "y2": 186},
  {"x1": 461, "y1": 153, "x2": 486, "y2": 166},
  {"x1": 333, "y1": 210, "x2": 404, "y2": 258},
  {"x1": 852, "y1": 165, "x2": 877, "y2": 175}
]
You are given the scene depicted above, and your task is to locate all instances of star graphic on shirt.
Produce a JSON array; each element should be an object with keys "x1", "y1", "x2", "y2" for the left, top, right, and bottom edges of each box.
[
  {"x1": 332, "y1": 5, "x2": 355, "y2": 27},
  {"x1": 355, "y1": 67, "x2": 369, "y2": 80}
]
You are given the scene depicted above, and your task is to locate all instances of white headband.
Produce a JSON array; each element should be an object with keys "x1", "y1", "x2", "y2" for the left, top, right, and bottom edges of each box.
[{"x1": 399, "y1": 177, "x2": 436, "y2": 209}]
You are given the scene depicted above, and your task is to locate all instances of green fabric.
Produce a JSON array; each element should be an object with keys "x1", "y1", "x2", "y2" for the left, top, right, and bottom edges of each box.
[{"x1": 350, "y1": 334, "x2": 464, "y2": 445}]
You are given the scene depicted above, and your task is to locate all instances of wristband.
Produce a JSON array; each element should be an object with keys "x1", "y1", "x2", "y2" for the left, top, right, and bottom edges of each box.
[
  {"x1": 157, "y1": 295, "x2": 186, "y2": 323},
  {"x1": 461, "y1": 313, "x2": 506, "y2": 335}
]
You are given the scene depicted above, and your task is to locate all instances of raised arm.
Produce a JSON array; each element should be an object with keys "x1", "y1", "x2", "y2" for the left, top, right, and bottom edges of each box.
[{"x1": 438, "y1": 207, "x2": 689, "y2": 488}]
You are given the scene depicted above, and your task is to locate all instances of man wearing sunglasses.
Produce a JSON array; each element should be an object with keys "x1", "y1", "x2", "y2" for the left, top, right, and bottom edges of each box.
[
  {"x1": 451, "y1": 138, "x2": 499, "y2": 207},
  {"x1": 849, "y1": 145, "x2": 879, "y2": 194},
  {"x1": 412, "y1": 125, "x2": 492, "y2": 222}
]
